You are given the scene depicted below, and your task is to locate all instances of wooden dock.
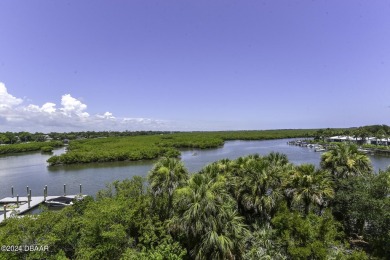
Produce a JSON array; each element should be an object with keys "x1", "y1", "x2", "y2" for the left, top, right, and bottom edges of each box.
[{"x1": 0, "y1": 195, "x2": 84, "y2": 223}]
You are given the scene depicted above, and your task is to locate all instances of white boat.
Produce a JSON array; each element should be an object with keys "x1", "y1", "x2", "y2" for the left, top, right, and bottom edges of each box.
[
  {"x1": 45, "y1": 196, "x2": 74, "y2": 207},
  {"x1": 314, "y1": 146, "x2": 326, "y2": 152},
  {"x1": 357, "y1": 148, "x2": 370, "y2": 154}
]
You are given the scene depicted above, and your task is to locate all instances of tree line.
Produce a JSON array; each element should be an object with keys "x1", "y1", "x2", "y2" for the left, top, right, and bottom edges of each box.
[
  {"x1": 2, "y1": 125, "x2": 389, "y2": 146},
  {"x1": 1, "y1": 143, "x2": 389, "y2": 259},
  {"x1": 0, "y1": 141, "x2": 63, "y2": 155},
  {"x1": 1, "y1": 129, "x2": 316, "y2": 145}
]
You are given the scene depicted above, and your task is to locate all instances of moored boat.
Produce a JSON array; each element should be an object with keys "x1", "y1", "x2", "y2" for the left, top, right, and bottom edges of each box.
[
  {"x1": 314, "y1": 145, "x2": 326, "y2": 152},
  {"x1": 357, "y1": 148, "x2": 370, "y2": 154},
  {"x1": 45, "y1": 196, "x2": 74, "y2": 207}
]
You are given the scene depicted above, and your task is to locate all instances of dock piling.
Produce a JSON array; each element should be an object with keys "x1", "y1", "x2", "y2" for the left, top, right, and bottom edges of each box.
[
  {"x1": 28, "y1": 190, "x2": 31, "y2": 208},
  {"x1": 43, "y1": 188, "x2": 46, "y2": 201},
  {"x1": 64, "y1": 184, "x2": 66, "y2": 196},
  {"x1": 26, "y1": 186, "x2": 29, "y2": 196},
  {"x1": 16, "y1": 194, "x2": 19, "y2": 207},
  {"x1": 45, "y1": 185, "x2": 48, "y2": 196},
  {"x1": 11, "y1": 186, "x2": 14, "y2": 198},
  {"x1": 79, "y1": 184, "x2": 82, "y2": 195}
]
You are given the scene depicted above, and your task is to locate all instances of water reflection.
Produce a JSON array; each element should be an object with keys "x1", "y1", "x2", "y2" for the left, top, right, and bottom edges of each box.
[{"x1": 48, "y1": 159, "x2": 157, "y2": 173}]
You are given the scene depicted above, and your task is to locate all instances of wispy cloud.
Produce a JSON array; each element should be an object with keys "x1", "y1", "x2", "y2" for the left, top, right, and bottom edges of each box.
[{"x1": 0, "y1": 82, "x2": 175, "y2": 132}]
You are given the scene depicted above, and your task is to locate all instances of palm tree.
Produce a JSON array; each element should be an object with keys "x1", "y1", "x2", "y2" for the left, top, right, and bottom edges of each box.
[
  {"x1": 352, "y1": 128, "x2": 361, "y2": 144},
  {"x1": 290, "y1": 164, "x2": 334, "y2": 216},
  {"x1": 199, "y1": 159, "x2": 242, "y2": 206},
  {"x1": 193, "y1": 207, "x2": 248, "y2": 260},
  {"x1": 198, "y1": 158, "x2": 236, "y2": 180},
  {"x1": 263, "y1": 152, "x2": 289, "y2": 167},
  {"x1": 236, "y1": 157, "x2": 285, "y2": 224},
  {"x1": 358, "y1": 128, "x2": 369, "y2": 145},
  {"x1": 376, "y1": 129, "x2": 386, "y2": 146},
  {"x1": 148, "y1": 157, "x2": 188, "y2": 219},
  {"x1": 170, "y1": 173, "x2": 248, "y2": 259},
  {"x1": 320, "y1": 143, "x2": 373, "y2": 180},
  {"x1": 323, "y1": 128, "x2": 334, "y2": 142},
  {"x1": 215, "y1": 158, "x2": 236, "y2": 175}
]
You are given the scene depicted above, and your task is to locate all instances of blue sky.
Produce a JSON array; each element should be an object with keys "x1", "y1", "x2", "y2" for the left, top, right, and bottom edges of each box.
[{"x1": 1, "y1": 1, "x2": 390, "y2": 132}]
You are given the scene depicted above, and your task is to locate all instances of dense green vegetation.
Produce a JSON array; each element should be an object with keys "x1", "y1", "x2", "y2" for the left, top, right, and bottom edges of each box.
[
  {"x1": 0, "y1": 131, "x2": 178, "y2": 144},
  {"x1": 3, "y1": 125, "x2": 390, "y2": 161},
  {"x1": 1, "y1": 143, "x2": 389, "y2": 259},
  {"x1": 40, "y1": 146, "x2": 55, "y2": 153},
  {"x1": 0, "y1": 128, "x2": 320, "y2": 144},
  {"x1": 0, "y1": 141, "x2": 63, "y2": 155},
  {"x1": 47, "y1": 130, "x2": 316, "y2": 165}
]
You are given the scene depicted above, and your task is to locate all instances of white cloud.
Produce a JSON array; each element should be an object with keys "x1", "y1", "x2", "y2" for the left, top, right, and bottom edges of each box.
[
  {"x1": 41, "y1": 103, "x2": 57, "y2": 113},
  {"x1": 25, "y1": 102, "x2": 57, "y2": 114},
  {"x1": 0, "y1": 82, "x2": 23, "y2": 110},
  {"x1": 60, "y1": 94, "x2": 89, "y2": 118},
  {"x1": 0, "y1": 82, "x2": 178, "y2": 132},
  {"x1": 97, "y1": 112, "x2": 115, "y2": 119}
]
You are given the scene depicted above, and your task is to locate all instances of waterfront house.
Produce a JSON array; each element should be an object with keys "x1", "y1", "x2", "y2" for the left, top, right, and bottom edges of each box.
[
  {"x1": 328, "y1": 136, "x2": 389, "y2": 146},
  {"x1": 327, "y1": 136, "x2": 360, "y2": 143}
]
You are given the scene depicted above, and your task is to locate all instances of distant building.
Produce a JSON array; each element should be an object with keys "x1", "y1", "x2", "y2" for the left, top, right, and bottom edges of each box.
[
  {"x1": 44, "y1": 135, "x2": 53, "y2": 142},
  {"x1": 328, "y1": 136, "x2": 389, "y2": 146},
  {"x1": 327, "y1": 136, "x2": 360, "y2": 143},
  {"x1": 367, "y1": 137, "x2": 390, "y2": 146}
]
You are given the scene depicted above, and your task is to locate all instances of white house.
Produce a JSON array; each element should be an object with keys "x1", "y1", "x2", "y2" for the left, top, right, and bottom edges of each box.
[{"x1": 328, "y1": 136, "x2": 389, "y2": 146}]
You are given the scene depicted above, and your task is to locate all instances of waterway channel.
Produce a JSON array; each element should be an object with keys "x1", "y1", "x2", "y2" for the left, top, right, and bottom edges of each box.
[{"x1": 1, "y1": 139, "x2": 390, "y2": 198}]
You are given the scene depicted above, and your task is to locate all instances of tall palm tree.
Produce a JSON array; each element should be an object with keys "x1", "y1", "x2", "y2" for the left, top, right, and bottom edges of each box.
[
  {"x1": 264, "y1": 152, "x2": 289, "y2": 167},
  {"x1": 170, "y1": 173, "x2": 248, "y2": 259},
  {"x1": 198, "y1": 158, "x2": 236, "y2": 180},
  {"x1": 280, "y1": 163, "x2": 299, "y2": 210},
  {"x1": 320, "y1": 143, "x2": 373, "y2": 179},
  {"x1": 352, "y1": 128, "x2": 361, "y2": 144},
  {"x1": 376, "y1": 129, "x2": 386, "y2": 146},
  {"x1": 290, "y1": 164, "x2": 334, "y2": 216},
  {"x1": 199, "y1": 159, "x2": 241, "y2": 205},
  {"x1": 215, "y1": 158, "x2": 236, "y2": 175},
  {"x1": 148, "y1": 157, "x2": 189, "y2": 219},
  {"x1": 358, "y1": 128, "x2": 369, "y2": 145},
  {"x1": 236, "y1": 157, "x2": 285, "y2": 224}
]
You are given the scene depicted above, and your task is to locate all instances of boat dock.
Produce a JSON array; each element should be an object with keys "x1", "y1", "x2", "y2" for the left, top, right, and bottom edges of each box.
[
  {"x1": 288, "y1": 140, "x2": 327, "y2": 152},
  {"x1": 0, "y1": 184, "x2": 85, "y2": 223},
  {"x1": 0, "y1": 195, "x2": 84, "y2": 223}
]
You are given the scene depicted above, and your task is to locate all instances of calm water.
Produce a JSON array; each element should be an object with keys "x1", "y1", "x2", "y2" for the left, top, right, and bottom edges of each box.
[{"x1": 1, "y1": 139, "x2": 389, "y2": 198}]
